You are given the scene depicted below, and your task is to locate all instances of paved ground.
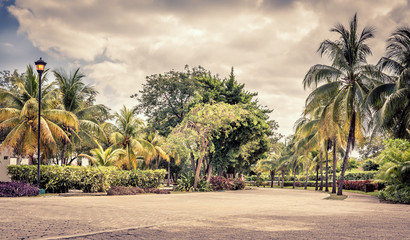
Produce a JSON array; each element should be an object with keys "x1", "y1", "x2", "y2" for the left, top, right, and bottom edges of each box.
[{"x1": 0, "y1": 188, "x2": 409, "y2": 240}]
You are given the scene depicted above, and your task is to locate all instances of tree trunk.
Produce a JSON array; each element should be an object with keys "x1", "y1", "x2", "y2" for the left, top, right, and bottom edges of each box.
[
  {"x1": 304, "y1": 167, "x2": 309, "y2": 189},
  {"x1": 315, "y1": 165, "x2": 319, "y2": 191},
  {"x1": 332, "y1": 138, "x2": 337, "y2": 194},
  {"x1": 207, "y1": 163, "x2": 212, "y2": 182},
  {"x1": 193, "y1": 140, "x2": 209, "y2": 190},
  {"x1": 337, "y1": 112, "x2": 355, "y2": 196},
  {"x1": 190, "y1": 152, "x2": 196, "y2": 173},
  {"x1": 167, "y1": 161, "x2": 170, "y2": 187},
  {"x1": 325, "y1": 146, "x2": 329, "y2": 192},
  {"x1": 281, "y1": 171, "x2": 285, "y2": 188},
  {"x1": 270, "y1": 170, "x2": 275, "y2": 188},
  {"x1": 278, "y1": 173, "x2": 281, "y2": 186},
  {"x1": 319, "y1": 151, "x2": 323, "y2": 191},
  {"x1": 293, "y1": 167, "x2": 297, "y2": 189}
]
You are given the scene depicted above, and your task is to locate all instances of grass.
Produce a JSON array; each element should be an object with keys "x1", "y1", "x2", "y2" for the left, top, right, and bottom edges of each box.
[
  {"x1": 344, "y1": 189, "x2": 380, "y2": 197},
  {"x1": 324, "y1": 194, "x2": 348, "y2": 200}
]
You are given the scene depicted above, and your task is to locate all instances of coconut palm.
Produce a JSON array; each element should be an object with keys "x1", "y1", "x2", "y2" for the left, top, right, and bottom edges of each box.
[
  {"x1": 142, "y1": 129, "x2": 170, "y2": 169},
  {"x1": 79, "y1": 140, "x2": 125, "y2": 166},
  {"x1": 255, "y1": 155, "x2": 280, "y2": 188},
  {"x1": 0, "y1": 65, "x2": 78, "y2": 162},
  {"x1": 303, "y1": 14, "x2": 380, "y2": 195},
  {"x1": 367, "y1": 27, "x2": 410, "y2": 140},
  {"x1": 53, "y1": 68, "x2": 109, "y2": 165},
  {"x1": 110, "y1": 106, "x2": 156, "y2": 170}
]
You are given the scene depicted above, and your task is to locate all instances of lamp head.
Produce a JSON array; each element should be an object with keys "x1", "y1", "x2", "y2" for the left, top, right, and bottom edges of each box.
[{"x1": 35, "y1": 57, "x2": 47, "y2": 74}]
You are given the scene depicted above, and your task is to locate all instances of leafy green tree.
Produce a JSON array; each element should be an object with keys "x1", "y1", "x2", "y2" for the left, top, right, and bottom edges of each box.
[
  {"x1": 377, "y1": 139, "x2": 410, "y2": 185},
  {"x1": 168, "y1": 102, "x2": 248, "y2": 189},
  {"x1": 132, "y1": 66, "x2": 207, "y2": 136},
  {"x1": 303, "y1": 14, "x2": 379, "y2": 195}
]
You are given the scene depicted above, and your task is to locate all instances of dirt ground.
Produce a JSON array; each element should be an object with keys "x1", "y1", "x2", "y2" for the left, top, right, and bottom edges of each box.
[{"x1": 0, "y1": 188, "x2": 409, "y2": 239}]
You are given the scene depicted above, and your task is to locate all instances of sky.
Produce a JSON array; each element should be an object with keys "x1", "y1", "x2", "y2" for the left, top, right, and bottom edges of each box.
[{"x1": 1, "y1": 0, "x2": 409, "y2": 137}]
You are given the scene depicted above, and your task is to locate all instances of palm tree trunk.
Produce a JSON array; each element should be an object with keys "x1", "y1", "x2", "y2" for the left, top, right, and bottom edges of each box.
[
  {"x1": 319, "y1": 152, "x2": 323, "y2": 191},
  {"x1": 305, "y1": 167, "x2": 309, "y2": 189},
  {"x1": 325, "y1": 147, "x2": 329, "y2": 192},
  {"x1": 293, "y1": 167, "x2": 297, "y2": 189},
  {"x1": 277, "y1": 173, "x2": 281, "y2": 186},
  {"x1": 167, "y1": 161, "x2": 170, "y2": 187},
  {"x1": 332, "y1": 138, "x2": 337, "y2": 194},
  {"x1": 61, "y1": 140, "x2": 67, "y2": 165},
  {"x1": 337, "y1": 112, "x2": 355, "y2": 196},
  {"x1": 281, "y1": 171, "x2": 285, "y2": 188},
  {"x1": 270, "y1": 170, "x2": 275, "y2": 188},
  {"x1": 315, "y1": 165, "x2": 319, "y2": 191}
]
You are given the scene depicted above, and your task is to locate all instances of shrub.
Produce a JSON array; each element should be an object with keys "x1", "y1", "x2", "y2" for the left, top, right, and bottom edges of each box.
[
  {"x1": 107, "y1": 186, "x2": 170, "y2": 195},
  {"x1": 175, "y1": 173, "x2": 212, "y2": 192},
  {"x1": 337, "y1": 180, "x2": 379, "y2": 191},
  {"x1": 379, "y1": 184, "x2": 410, "y2": 204},
  {"x1": 283, "y1": 181, "x2": 319, "y2": 187},
  {"x1": 7, "y1": 165, "x2": 168, "y2": 193},
  {"x1": 0, "y1": 181, "x2": 39, "y2": 197},
  {"x1": 210, "y1": 176, "x2": 231, "y2": 191},
  {"x1": 344, "y1": 171, "x2": 377, "y2": 180},
  {"x1": 362, "y1": 160, "x2": 379, "y2": 171},
  {"x1": 230, "y1": 178, "x2": 245, "y2": 190},
  {"x1": 107, "y1": 186, "x2": 145, "y2": 195},
  {"x1": 143, "y1": 188, "x2": 171, "y2": 194}
]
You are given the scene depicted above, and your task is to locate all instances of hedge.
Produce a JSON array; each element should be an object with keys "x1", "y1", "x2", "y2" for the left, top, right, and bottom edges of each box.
[
  {"x1": 343, "y1": 171, "x2": 377, "y2": 180},
  {"x1": 7, "y1": 165, "x2": 167, "y2": 193}
]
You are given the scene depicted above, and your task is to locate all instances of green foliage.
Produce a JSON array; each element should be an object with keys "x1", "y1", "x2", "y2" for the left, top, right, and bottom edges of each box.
[
  {"x1": 344, "y1": 171, "x2": 378, "y2": 180},
  {"x1": 7, "y1": 165, "x2": 167, "y2": 193},
  {"x1": 362, "y1": 160, "x2": 379, "y2": 171},
  {"x1": 174, "y1": 173, "x2": 212, "y2": 192},
  {"x1": 132, "y1": 66, "x2": 207, "y2": 136},
  {"x1": 379, "y1": 184, "x2": 410, "y2": 204},
  {"x1": 377, "y1": 139, "x2": 410, "y2": 185}
]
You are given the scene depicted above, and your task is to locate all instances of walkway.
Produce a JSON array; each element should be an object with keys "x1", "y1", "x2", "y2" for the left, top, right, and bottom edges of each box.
[{"x1": 0, "y1": 188, "x2": 409, "y2": 239}]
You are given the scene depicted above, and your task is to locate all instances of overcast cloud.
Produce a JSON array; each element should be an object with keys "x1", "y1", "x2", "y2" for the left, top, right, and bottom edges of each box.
[{"x1": 2, "y1": 0, "x2": 410, "y2": 136}]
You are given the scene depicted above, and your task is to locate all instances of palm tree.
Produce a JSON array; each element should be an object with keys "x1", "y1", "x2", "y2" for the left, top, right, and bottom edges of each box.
[
  {"x1": 79, "y1": 140, "x2": 125, "y2": 166},
  {"x1": 110, "y1": 106, "x2": 156, "y2": 170},
  {"x1": 53, "y1": 68, "x2": 109, "y2": 165},
  {"x1": 0, "y1": 65, "x2": 78, "y2": 162},
  {"x1": 303, "y1": 14, "x2": 379, "y2": 195},
  {"x1": 367, "y1": 27, "x2": 410, "y2": 140},
  {"x1": 255, "y1": 155, "x2": 280, "y2": 188}
]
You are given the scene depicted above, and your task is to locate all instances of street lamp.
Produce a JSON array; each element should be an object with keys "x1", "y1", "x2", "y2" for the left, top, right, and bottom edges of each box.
[{"x1": 35, "y1": 57, "x2": 46, "y2": 189}]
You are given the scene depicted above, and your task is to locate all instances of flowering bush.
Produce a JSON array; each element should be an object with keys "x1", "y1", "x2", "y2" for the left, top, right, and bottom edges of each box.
[
  {"x1": 337, "y1": 180, "x2": 378, "y2": 191},
  {"x1": 0, "y1": 181, "x2": 39, "y2": 197},
  {"x1": 210, "y1": 176, "x2": 231, "y2": 191}
]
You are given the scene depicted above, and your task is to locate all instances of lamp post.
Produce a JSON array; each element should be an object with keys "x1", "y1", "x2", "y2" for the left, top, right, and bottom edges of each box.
[{"x1": 35, "y1": 57, "x2": 46, "y2": 189}]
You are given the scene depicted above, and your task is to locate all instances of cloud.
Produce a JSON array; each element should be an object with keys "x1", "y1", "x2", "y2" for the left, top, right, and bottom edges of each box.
[{"x1": 7, "y1": 0, "x2": 410, "y2": 136}]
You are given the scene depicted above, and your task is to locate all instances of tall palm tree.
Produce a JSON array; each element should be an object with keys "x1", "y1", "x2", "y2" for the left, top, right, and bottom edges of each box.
[
  {"x1": 367, "y1": 27, "x2": 410, "y2": 140},
  {"x1": 53, "y1": 68, "x2": 109, "y2": 165},
  {"x1": 303, "y1": 14, "x2": 379, "y2": 195},
  {"x1": 0, "y1": 65, "x2": 78, "y2": 162},
  {"x1": 110, "y1": 106, "x2": 156, "y2": 170},
  {"x1": 255, "y1": 155, "x2": 280, "y2": 188}
]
